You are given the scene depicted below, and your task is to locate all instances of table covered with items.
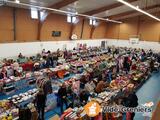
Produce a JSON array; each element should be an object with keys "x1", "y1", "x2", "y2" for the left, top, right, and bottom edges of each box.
[{"x1": 0, "y1": 46, "x2": 159, "y2": 120}]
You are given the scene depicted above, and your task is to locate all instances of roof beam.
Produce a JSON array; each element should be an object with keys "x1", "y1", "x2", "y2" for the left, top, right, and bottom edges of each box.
[
  {"x1": 49, "y1": 0, "x2": 78, "y2": 9},
  {"x1": 45, "y1": 0, "x2": 78, "y2": 20},
  {"x1": 106, "y1": 4, "x2": 160, "y2": 20},
  {"x1": 83, "y1": 0, "x2": 138, "y2": 15},
  {"x1": 115, "y1": 10, "x2": 160, "y2": 21}
]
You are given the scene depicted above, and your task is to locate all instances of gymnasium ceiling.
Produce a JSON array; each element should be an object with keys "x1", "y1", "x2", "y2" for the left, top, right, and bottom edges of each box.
[{"x1": 3, "y1": 0, "x2": 160, "y2": 20}]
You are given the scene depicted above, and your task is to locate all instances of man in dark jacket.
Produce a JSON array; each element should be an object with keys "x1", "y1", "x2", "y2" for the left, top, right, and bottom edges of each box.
[
  {"x1": 58, "y1": 83, "x2": 68, "y2": 114},
  {"x1": 35, "y1": 89, "x2": 46, "y2": 120},
  {"x1": 79, "y1": 90, "x2": 90, "y2": 106},
  {"x1": 128, "y1": 91, "x2": 138, "y2": 120},
  {"x1": 122, "y1": 91, "x2": 138, "y2": 120}
]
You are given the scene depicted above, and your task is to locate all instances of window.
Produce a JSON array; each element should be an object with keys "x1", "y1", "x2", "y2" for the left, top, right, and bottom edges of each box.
[
  {"x1": 67, "y1": 15, "x2": 78, "y2": 24},
  {"x1": 31, "y1": 8, "x2": 38, "y2": 19},
  {"x1": 67, "y1": 15, "x2": 72, "y2": 23},
  {"x1": 89, "y1": 18, "x2": 98, "y2": 26},
  {"x1": 72, "y1": 16, "x2": 76, "y2": 23},
  {"x1": 93, "y1": 20, "x2": 96, "y2": 26},
  {"x1": 89, "y1": 19, "x2": 93, "y2": 25}
]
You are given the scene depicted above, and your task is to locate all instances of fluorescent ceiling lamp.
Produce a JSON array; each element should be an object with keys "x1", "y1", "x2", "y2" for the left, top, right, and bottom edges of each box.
[
  {"x1": 106, "y1": 19, "x2": 122, "y2": 23},
  {"x1": 117, "y1": 0, "x2": 160, "y2": 21},
  {"x1": 31, "y1": 8, "x2": 38, "y2": 19},
  {"x1": 15, "y1": 0, "x2": 20, "y2": 4},
  {"x1": 5, "y1": 0, "x2": 122, "y2": 24}
]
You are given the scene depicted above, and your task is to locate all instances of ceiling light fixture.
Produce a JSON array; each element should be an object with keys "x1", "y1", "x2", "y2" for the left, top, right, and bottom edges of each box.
[
  {"x1": 5, "y1": 0, "x2": 122, "y2": 24},
  {"x1": 106, "y1": 19, "x2": 122, "y2": 23},
  {"x1": 89, "y1": 18, "x2": 99, "y2": 26},
  {"x1": 117, "y1": 0, "x2": 160, "y2": 21},
  {"x1": 15, "y1": 0, "x2": 20, "y2": 4}
]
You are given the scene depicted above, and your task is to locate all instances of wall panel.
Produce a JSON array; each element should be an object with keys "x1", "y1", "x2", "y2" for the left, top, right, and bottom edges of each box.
[
  {"x1": 41, "y1": 14, "x2": 71, "y2": 41},
  {"x1": 106, "y1": 16, "x2": 160, "y2": 42},
  {"x1": 16, "y1": 8, "x2": 38, "y2": 42},
  {"x1": 82, "y1": 19, "x2": 91, "y2": 39},
  {"x1": 0, "y1": 7, "x2": 14, "y2": 42},
  {"x1": 0, "y1": 7, "x2": 159, "y2": 42},
  {"x1": 72, "y1": 19, "x2": 83, "y2": 39},
  {"x1": 119, "y1": 17, "x2": 138, "y2": 40},
  {"x1": 106, "y1": 23, "x2": 120, "y2": 39},
  {"x1": 139, "y1": 20, "x2": 160, "y2": 42},
  {"x1": 93, "y1": 22, "x2": 107, "y2": 39}
]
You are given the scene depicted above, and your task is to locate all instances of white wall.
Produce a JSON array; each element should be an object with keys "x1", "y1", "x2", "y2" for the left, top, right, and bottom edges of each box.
[
  {"x1": 0, "y1": 39, "x2": 160, "y2": 59},
  {"x1": 0, "y1": 39, "x2": 105, "y2": 59},
  {"x1": 106, "y1": 39, "x2": 160, "y2": 52}
]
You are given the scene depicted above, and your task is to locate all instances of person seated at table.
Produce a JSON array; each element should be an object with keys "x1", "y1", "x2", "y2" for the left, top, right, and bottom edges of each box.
[
  {"x1": 18, "y1": 53, "x2": 24, "y2": 59},
  {"x1": 93, "y1": 66, "x2": 101, "y2": 78},
  {"x1": 85, "y1": 80, "x2": 96, "y2": 93},
  {"x1": 52, "y1": 52, "x2": 58, "y2": 67},
  {"x1": 132, "y1": 54, "x2": 137, "y2": 61},
  {"x1": 148, "y1": 49, "x2": 153, "y2": 56},
  {"x1": 3, "y1": 59, "x2": 11, "y2": 66},
  {"x1": 79, "y1": 75, "x2": 88, "y2": 89},
  {"x1": 12, "y1": 61, "x2": 19, "y2": 75},
  {"x1": 34, "y1": 62, "x2": 40, "y2": 71},
  {"x1": 150, "y1": 58, "x2": 155, "y2": 72},
  {"x1": 36, "y1": 53, "x2": 42, "y2": 61},
  {"x1": 63, "y1": 48, "x2": 68, "y2": 59},
  {"x1": 79, "y1": 89, "x2": 90, "y2": 106},
  {"x1": 107, "y1": 47, "x2": 111, "y2": 53},
  {"x1": 157, "y1": 53, "x2": 160, "y2": 64},
  {"x1": 44, "y1": 51, "x2": 52, "y2": 68},
  {"x1": 28, "y1": 57, "x2": 33, "y2": 63},
  {"x1": 131, "y1": 60, "x2": 137, "y2": 70},
  {"x1": 97, "y1": 75, "x2": 102, "y2": 82},
  {"x1": 40, "y1": 56, "x2": 47, "y2": 68},
  {"x1": 58, "y1": 83, "x2": 68, "y2": 114},
  {"x1": 123, "y1": 56, "x2": 130, "y2": 73},
  {"x1": 95, "y1": 80, "x2": 108, "y2": 93},
  {"x1": 66, "y1": 85, "x2": 75, "y2": 107},
  {"x1": 73, "y1": 95, "x2": 80, "y2": 107},
  {"x1": 5, "y1": 59, "x2": 13, "y2": 66},
  {"x1": 57, "y1": 48, "x2": 60, "y2": 57},
  {"x1": 2, "y1": 58, "x2": 7, "y2": 64},
  {"x1": 0, "y1": 60, "x2": 4, "y2": 67},
  {"x1": 0, "y1": 67, "x2": 7, "y2": 79},
  {"x1": 73, "y1": 47, "x2": 76, "y2": 50},
  {"x1": 110, "y1": 98, "x2": 123, "y2": 120},
  {"x1": 42, "y1": 49, "x2": 46, "y2": 56}
]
